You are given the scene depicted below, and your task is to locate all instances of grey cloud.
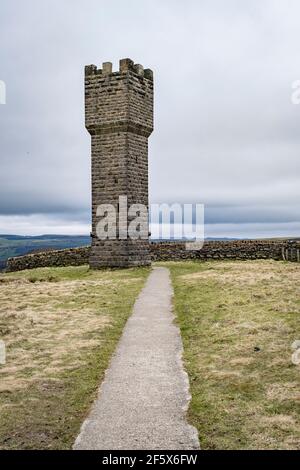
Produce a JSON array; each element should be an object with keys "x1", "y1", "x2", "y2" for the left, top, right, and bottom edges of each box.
[{"x1": 0, "y1": 0, "x2": 300, "y2": 236}]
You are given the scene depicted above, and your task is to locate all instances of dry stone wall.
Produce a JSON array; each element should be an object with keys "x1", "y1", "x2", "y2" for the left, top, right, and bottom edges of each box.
[
  {"x1": 150, "y1": 240, "x2": 289, "y2": 261},
  {"x1": 6, "y1": 240, "x2": 299, "y2": 272},
  {"x1": 6, "y1": 247, "x2": 90, "y2": 272}
]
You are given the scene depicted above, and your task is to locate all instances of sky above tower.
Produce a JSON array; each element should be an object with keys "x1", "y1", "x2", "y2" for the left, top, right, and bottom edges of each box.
[{"x1": 0, "y1": 0, "x2": 300, "y2": 238}]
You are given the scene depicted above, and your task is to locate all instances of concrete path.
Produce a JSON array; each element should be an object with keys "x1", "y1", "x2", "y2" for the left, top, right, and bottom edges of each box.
[{"x1": 74, "y1": 267, "x2": 200, "y2": 450}]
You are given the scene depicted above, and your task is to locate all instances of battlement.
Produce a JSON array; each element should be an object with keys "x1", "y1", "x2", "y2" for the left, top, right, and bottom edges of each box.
[
  {"x1": 85, "y1": 57, "x2": 154, "y2": 136},
  {"x1": 85, "y1": 58, "x2": 153, "y2": 81}
]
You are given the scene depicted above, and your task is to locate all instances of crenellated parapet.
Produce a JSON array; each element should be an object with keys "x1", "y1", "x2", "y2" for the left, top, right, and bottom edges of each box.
[
  {"x1": 85, "y1": 58, "x2": 153, "y2": 80},
  {"x1": 85, "y1": 58, "x2": 154, "y2": 137}
]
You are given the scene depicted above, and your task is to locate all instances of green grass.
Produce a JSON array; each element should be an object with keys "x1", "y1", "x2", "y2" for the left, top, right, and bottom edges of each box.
[
  {"x1": 166, "y1": 260, "x2": 300, "y2": 450},
  {"x1": 0, "y1": 265, "x2": 150, "y2": 449}
]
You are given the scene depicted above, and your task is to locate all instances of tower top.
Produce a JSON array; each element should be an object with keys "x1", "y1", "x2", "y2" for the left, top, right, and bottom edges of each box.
[
  {"x1": 85, "y1": 57, "x2": 154, "y2": 136},
  {"x1": 85, "y1": 58, "x2": 153, "y2": 81}
]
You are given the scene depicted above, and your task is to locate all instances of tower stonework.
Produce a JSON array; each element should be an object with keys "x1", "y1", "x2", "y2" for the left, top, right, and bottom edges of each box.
[{"x1": 85, "y1": 58, "x2": 154, "y2": 268}]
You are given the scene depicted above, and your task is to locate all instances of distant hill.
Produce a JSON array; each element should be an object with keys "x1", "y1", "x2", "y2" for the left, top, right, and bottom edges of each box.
[{"x1": 0, "y1": 235, "x2": 91, "y2": 270}]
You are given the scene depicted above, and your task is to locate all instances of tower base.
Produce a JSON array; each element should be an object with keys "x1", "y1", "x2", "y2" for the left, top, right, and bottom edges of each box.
[{"x1": 89, "y1": 240, "x2": 151, "y2": 269}]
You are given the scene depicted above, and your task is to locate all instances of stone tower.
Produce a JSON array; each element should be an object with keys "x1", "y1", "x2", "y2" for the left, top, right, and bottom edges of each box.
[{"x1": 85, "y1": 58, "x2": 154, "y2": 268}]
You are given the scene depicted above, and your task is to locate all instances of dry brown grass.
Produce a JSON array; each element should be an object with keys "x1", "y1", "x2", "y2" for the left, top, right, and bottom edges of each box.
[
  {"x1": 0, "y1": 278, "x2": 115, "y2": 391},
  {"x1": 0, "y1": 265, "x2": 149, "y2": 449},
  {"x1": 167, "y1": 259, "x2": 300, "y2": 450}
]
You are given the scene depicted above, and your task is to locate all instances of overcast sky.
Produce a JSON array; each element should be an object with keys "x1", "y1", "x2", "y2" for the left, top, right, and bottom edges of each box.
[{"x1": 0, "y1": 0, "x2": 300, "y2": 238}]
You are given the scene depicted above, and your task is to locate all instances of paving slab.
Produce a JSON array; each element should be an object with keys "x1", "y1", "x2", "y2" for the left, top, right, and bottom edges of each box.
[{"x1": 74, "y1": 266, "x2": 200, "y2": 450}]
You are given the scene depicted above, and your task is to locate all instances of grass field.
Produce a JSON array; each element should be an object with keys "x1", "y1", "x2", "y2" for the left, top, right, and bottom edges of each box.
[
  {"x1": 167, "y1": 260, "x2": 300, "y2": 450},
  {"x1": 1, "y1": 259, "x2": 299, "y2": 450},
  {"x1": 0, "y1": 265, "x2": 149, "y2": 450}
]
